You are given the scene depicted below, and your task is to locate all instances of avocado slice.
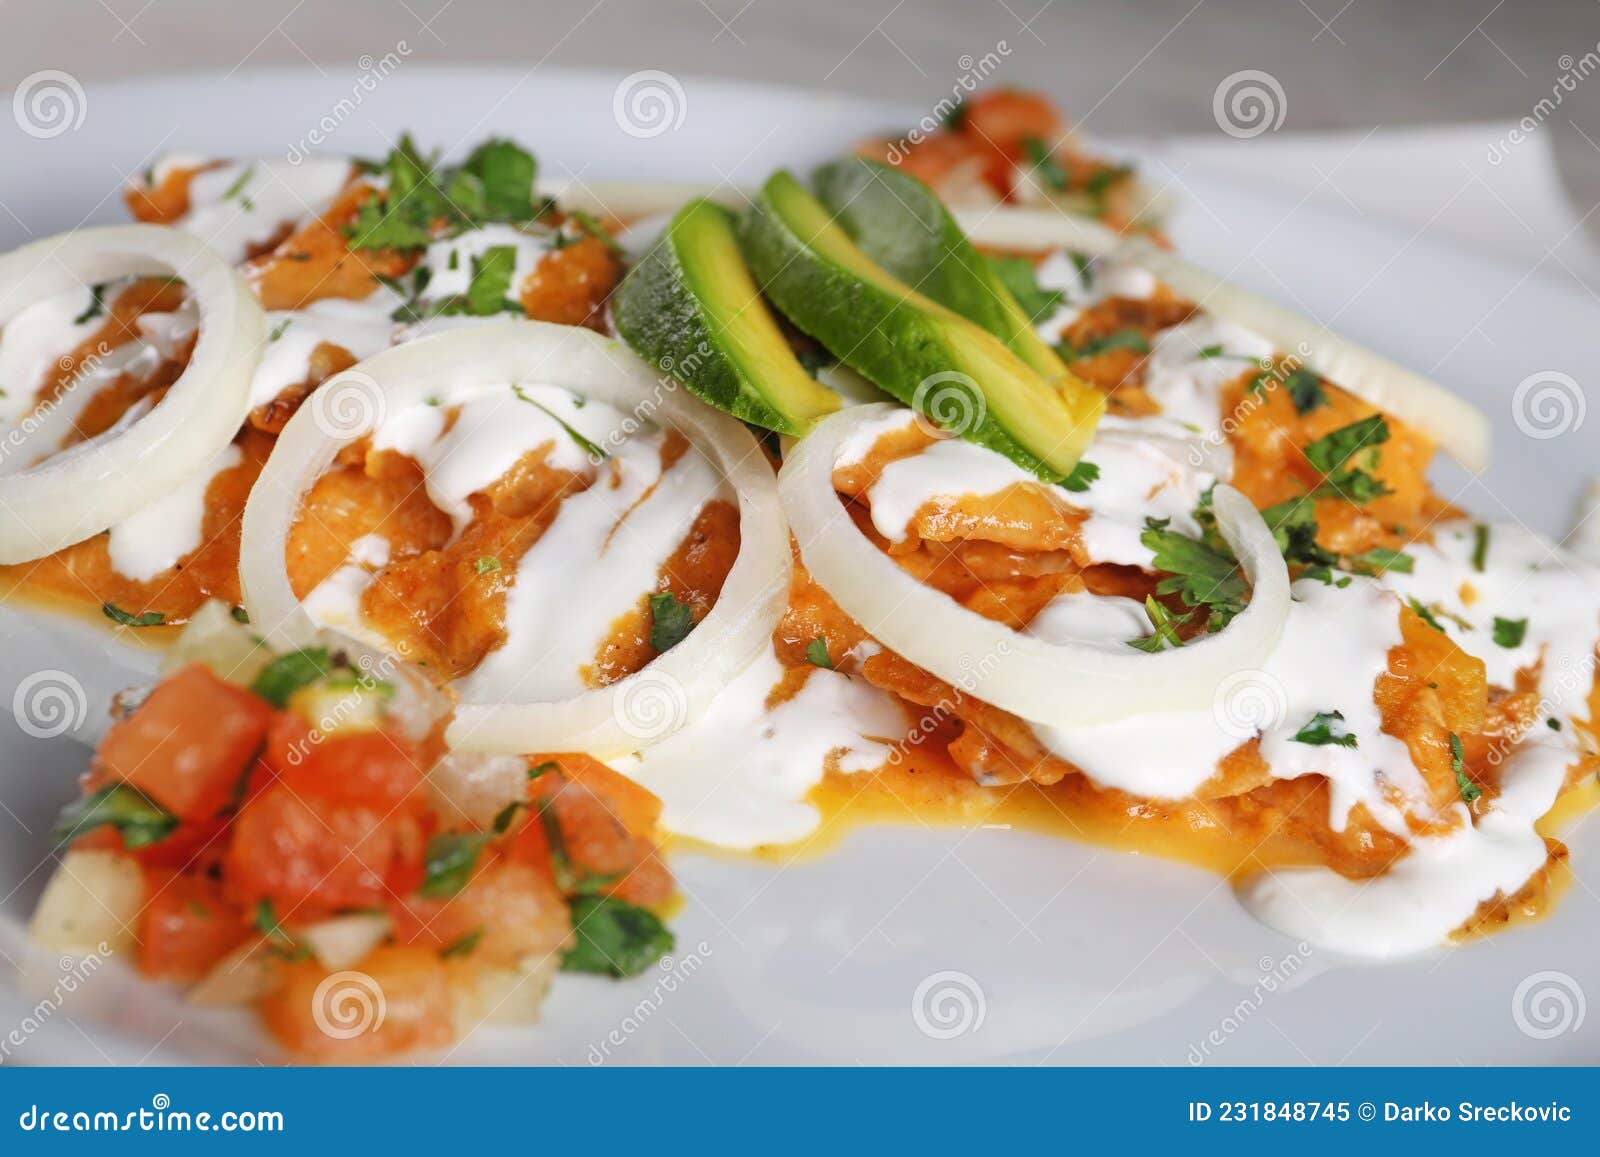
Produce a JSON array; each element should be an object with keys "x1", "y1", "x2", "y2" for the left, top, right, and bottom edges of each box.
[
  {"x1": 612, "y1": 198, "x2": 841, "y2": 436},
  {"x1": 738, "y1": 171, "x2": 1103, "y2": 480},
  {"x1": 812, "y1": 157, "x2": 1069, "y2": 379}
]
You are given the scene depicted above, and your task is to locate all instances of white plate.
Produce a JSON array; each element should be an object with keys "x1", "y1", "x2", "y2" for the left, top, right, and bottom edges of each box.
[{"x1": 1, "y1": 67, "x2": 1595, "y2": 1066}]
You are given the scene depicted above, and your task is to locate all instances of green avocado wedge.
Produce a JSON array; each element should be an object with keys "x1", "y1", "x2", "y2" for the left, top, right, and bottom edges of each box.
[
  {"x1": 737, "y1": 170, "x2": 1103, "y2": 480},
  {"x1": 612, "y1": 198, "x2": 841, "y2": 436},
  {"x1": 811, "y1": 157, "x2": 1069, "y2": 380}
]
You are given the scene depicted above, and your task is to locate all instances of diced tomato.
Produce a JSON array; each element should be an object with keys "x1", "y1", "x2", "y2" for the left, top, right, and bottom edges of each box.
[
  {"x1": 137, "y1": 870, "x2": 249, "y2": 982},
  {"x1": 391, "y1": 854, "x2": 569, "y2": 967},
  {"x1": 260, "y1": 945, "x2": 454, "y2": 1061},
  {"x1": 95, "y1": 664, "x2": 272, "y2": 821},
  {"x1": 534, "y1": 772, "x2": 673, "y2": 907},
  {"x1": 224, "y1": 784, "x2": 428, "y2": 921},
  {"x1": 543, "y1": 754, "x2": 663, "y2": 834},
  {"x1": 959, "y1": 89, "x2": 1064, "y2": 159},
  {"x1": 274, "y1": 728, "x2": 429, "y2": 815}
]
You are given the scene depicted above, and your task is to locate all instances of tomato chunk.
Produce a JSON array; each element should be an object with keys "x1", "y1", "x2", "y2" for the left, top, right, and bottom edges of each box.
[
  {"x1": 137, "y1": 870, "x2": 249, "y2": 982},
  {"x1": 224, "y1": 784, "x2": 427, "y2": 920},
  {"x1": 274, "y1": 728, "x2": 428, "y2": 815},
  {"x1": 96, "y1": 664, "x2": 272, "y2": 820},
  {"x1": 260, "y1": 945, "x2": 454, "y2": 1061}
]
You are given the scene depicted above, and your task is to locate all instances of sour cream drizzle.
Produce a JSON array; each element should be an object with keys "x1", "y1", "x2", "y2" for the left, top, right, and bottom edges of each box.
[{"x1": 174, "y1": 159, "x2": 352, "y2": 265}]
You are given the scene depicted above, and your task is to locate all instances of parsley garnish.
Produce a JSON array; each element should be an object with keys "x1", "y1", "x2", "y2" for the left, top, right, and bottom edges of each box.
[
  {"x1": 268, "y1": 318, "x2": 291, "y2": 342},
  {"x1": 254, "y1": 899, "x2": 311, "y2": 960},
  {"x1": 1492, "y1": 616, "x2": 1528, "y2": 648},
  {"x1": 250, "y1": 647, "x2": 332, "y2": 708},
  {"x1": 221, "y1": 165, "x2": 256, "y2": 203},
  {"x1": 1406, "y1": 597, "x2": 1447, "y2": 634},
  {"x1": 1126, "y1": 595, "x2": 1189, "y2": 653},
  {"x1": 1282, "y1": 368, "x2": 1327, "y2": 415},
  {"x1": 1303, "y1": 415, "x2": 1391, "y2": 505},
  {"x1": 230, "y1": 605, "x2": 250, "y2": 624},
  {"x1": 1450, "y1": 733, "x2": 1481, "y2": 804},
  {"x1": 986, "y1": 255, "x2": 1063, "y2": 321},
  {"x1": 1471, "y1": 523, "x2": 1490, "y2": 573},
  {"x1": 509, "y1": 384, "x2": 609, "y2": 460},
  {"x1": 1059, "y1": 459, "x2": 1100, "y2": 493},
  {"x1": 475, "y1": 556, "x2": 501, "y2": 575},
  {"x1": 1140, "y1": 517, "x2": 1248, "y2": 632},
  {"x1": 460, "y1": 138, "x2": 538, "y2": 222},
  {"x1": 805, "y1": 636, "x2": 834, "y2": 669},
  {"x1": 1292, "y1": 710, "x2": 1358, "y2": 749},
  {"x1": 51, "y1": 784, "x2": 177, "y2": 849},
  {"x1": 561, "y1": 895, "x2": 674, "y2": 978},
  {"x1": 562, "y1": 209, "x2": 623, "y2": 255},
  {"x1": 527, "y1": 760, "x2": 557, "y2": 781},
  {"x1": 1260, "y1": 497, "x2": 1338, "y2": 578},
  {"x1": 1344, "y1": 546, "x2": 1414, "y2": 575},
  {"x1": 1059, "y1": 328, "x2": 1150, "y2": 361},
  {"x1": 419, "y1": 833, "x2": 491, "y2": 899},
  {"x1": 457, "y1": 245, "x2": 523, "y2": 316},
  {"x1": 1021, "y1": 136, "x2": 1068, "y2": 191},
  {"x1": 73, "y1": 283, "x2": 108, "y2": 325},
  {"x1": 538, "y1": 803, "x2": 622, "y2": 896},
  {"x1": 101, "y1": 602, "x2": 164, "y2": 627},
  {"x1": 440, "y1": 928, "x2": 485, "y2": 959},
  {"x1": 648, "y1": 591, "x2": 695, "y2": 652}
]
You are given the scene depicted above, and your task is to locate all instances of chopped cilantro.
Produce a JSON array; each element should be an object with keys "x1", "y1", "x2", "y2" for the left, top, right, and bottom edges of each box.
[
  {"x1": 1406, "y1": 597, "x2": 1447, "y2": 634},
  {"x1": 1471, "y1": 523, "x2": 1490, "y2": 573},
  {"x1": 648, "y1": 591, "x2": 696, "y2": 652},
  {"x1": 230, "y1": 605, "x2": 250, "y2": 624},
  {"x1": 1548, "y1": 717, "x2": 1563, "y2": 732},
  {"x1": 1292, "y1": 710, "x2": 1358, "y2": 749},
  {"x1": 419, "y1": 833, "x2": 491, "y2": 899},
  {"x1": 1061, "y1": 328, "x2": 1151, "y2": 361},
  {"x1": 527, "y1": 760, "x2": 557, "y2": 780},
  {"x1": 268, "y1": 318, "x2": 291, "y2": 342},
  {"x1": 101, "y1": 602, "x2": 164, "y2": 627},
  {"x1": 73, "y1": 283, "x2": 108, "y2": 325},
  {"x1": 1450, "y1": 733, "x2": 1481, "y2": 804},
  {"x1": 1021, "y1": 136, "x2": 1068, "y2": 192},
  {"x1": 941, "y1": 100, "x2": 966, "y2": 130},
  {"x1": 1140, "y1": 518, "x2": 1248, "y2": 632},
  {"x1": 1260, "y1": 497, "x2": 1338, "y2": 577},
  {"x1": 1059, "y1": 459, "x2": 1100, "y2": 493},
  {"x1": 460, "y1": 138, "x2": 538, "y2": 222},
  {"x1": 563, "y1": 209, "x2": 623, "y2": 255},
  {"x1": 51, "y1": 784, "x2": 177, "y2": 849},
  {"x1": 440, "y1": 928, "x2": 484, "y2": 959},
  {"x1": 1126, "y1": 596, "x2": 1190, "y2": 653},
  {"x1": 561, "y1": 895, "x2": 674, "y2": 978},
  {"x1": 1344, "y1": 546, "x2": 1414, "y2": 576},
  {"x1": 1282, "y1": 368, "x2": 1327, "y2": 415},
  {"x1": 509, "y1": 384, "x2": 609, "y2": 460},
  {"x1": 250, "y1": 647, "x2": 332, "y2": 708},
  {"x1": 475, "y1": 556, "x2": 501, "y2": 575},
  {"x1": 1303, "y1": 415, "x2": 1391, "y2": 505},
  {"x1": 986, "y1": 254, "x2": 1063, "y2": 321},
  {"x1": 1198, "y1": 344, "x2": 1225, "y2": 359},
  {"x1": 461, "y1": 245, "x2": 523, "y2": 316},
  {"x1": 221, "y1": 164, "x2": 256, "y2": 203},
  {"x1": 805, "y1": 636, "x2": 834, "y2": 669},
  {"x1": 492, "y1": 800, "x2": 526, "y2": 835},
  {"x1": 254, "y1": 899, "x2": 310, "y2": 960},
  {"x1": 1492, "y1": 616, "x2": 1528, "y2": 648},
  {"x1": 538, "y1": 803, "x2": 622, "y2": 896}
]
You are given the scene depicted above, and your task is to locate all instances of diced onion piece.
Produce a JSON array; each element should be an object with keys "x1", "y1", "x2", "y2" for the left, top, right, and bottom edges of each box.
[
  {"x1": 187, "y1": 940, "x2": 280, "y2": 1007},
  {"x1": 296, "y1": 912, "x2": 392, "y2": 971},
  {"x1": 781, "y1": 403, "x2": 1291, "y2": 726},
  {"x1": 161, "y1": 599, "x2": 272, "y2": 687},
  {"x1": 27, "y1": 850, "x2": 146, "y2": 956},
  {"x1": 957, "y1": 205, "x2": 1488, "y2": 471},
  {"x1": 0, "y1": 225, "x2": 266, "y2": 563},
  {"x1": 450, "y1": 953, "x2": 562, "y2": 1028},
  {"x1": 239, "y1": 320, "x2": 790, "y2": 757}
]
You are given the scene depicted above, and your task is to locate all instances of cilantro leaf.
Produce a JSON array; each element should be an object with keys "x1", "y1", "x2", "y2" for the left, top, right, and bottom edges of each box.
[
  {"x1": 561, "y1": 895, "x2": 674, "y2": 978},
  {"x1": 74, "y1": 283, "x2": 109, "y2": 325},
  {"x1": 1140, "y1": 519, "x2": 1249, "y2": 632},
  {"x1": 475, "y1": 556, "x2": 501, "y2": 575},
  {"x1": 648, "y1": 591, "x2": 696, "y2": 652},
  {"x1": 1344, "y1": 546, "x2": 1414, "y2": 575},
  {"x1": 1450, "y1": 733, "x2": 1481, "y2": 804},
  {"x1": 1492, "y1": 616, "x2": 1528, "y2": 648},
  {"x1": 1059, "y1": 459, "x2": 1100, "y2": 493},
  {"x1": 805, "y1": 636, "x2": 834, "y2": 669},
  {"x1": 461, "y1": 139, "x2": 537, "y2": 222},
  {"x1": 1126, "y1": 595, "x2": 1190, "y2": 653},
  {"x1": 1406, "y1": 597, "x2": 1447, "y2": 634},
  {"x1": 1061, "y1": 327, "x2": 1150, "y2": 361},
  {"x1": 51, "y1": 784, "x2": 177, "y2": 849},
  {"x1": 1303, "y1": 415, "x2": 1391, "y2": 505},
  {"x1": 1282, "y1": 368, "x2": 1327, "y2": 415},
  {"x1": 250, "y1": 647, "x2": 332, "y2": 708},
  {"x1": 254, "y1": 899, "x2": 311, "y2": 960},
  {"x1": 1471, "y1": 523, "x2": 1490, "y2": 573},
  {"x1": 1260, "y1": 497, "x2": 1337, "y2": 575},
  {"x1": 1292, "y1": 710, "x2": 1358, "y2": 749},
  {"x1": 510, "y1": 384, "x2": 609, "y2": 460},
  {"x1": 1021, "y1": 136, "x2": 1068, "y2": 191},
  {"x1": 101, "y1": 602, "x2": 164, "y2": 627},
  {"x1": 986, "y1": 254, "x2": 1063, "y2": 321},
  {"x1": 463, "y1": 245, "x2": 523, "y2": 316},
  {"x1": 440, "y1": 929, "x2": 484, "y2": 959},
  {"x1": 419, "y1": 833, "x2": 491, "y2": 899}
]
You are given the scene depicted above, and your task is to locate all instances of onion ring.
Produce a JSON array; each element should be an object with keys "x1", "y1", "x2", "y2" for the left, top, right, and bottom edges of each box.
[
  {"x1": 239, "y1": 320, "x2": 790, "y2": 756},
  {"x1": 956, "y1": 206, "x2": 1489, "y2": 472},
  {"x1": 0, "y1": 225, "x2": 265, "y2": 563},
  {"x1": 781, "y1": 403, "x2": 1291, "y2": 727}
]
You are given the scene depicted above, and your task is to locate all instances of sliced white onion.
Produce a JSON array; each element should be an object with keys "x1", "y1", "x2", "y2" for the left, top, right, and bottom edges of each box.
[
  {"x1": 536, "y1": 177, "x2": 731, "y2": 222},
  {"x1": 240, "y1": 320, "x2": 789, "y2": 757},
  {"x1": 296, "y1": 912, "x2": 392, "y2": 971},
  {"x1": 0, "y1": 225, "x2": 265, "y2": 563},
  {"x1": 782, "y1": 403, "x2": 1291, "y2": 727},
  {"x1": 958, "y1": 205, "x2": 1489, "y2": 472}
]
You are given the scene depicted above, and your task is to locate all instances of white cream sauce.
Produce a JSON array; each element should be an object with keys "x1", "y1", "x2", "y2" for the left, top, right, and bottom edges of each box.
[
  {"x1": 106, "y1": 442, "x2": 242, "y2": 581},
  {"x1": 250, "y1": 292, "x2": 401, "y2": 410},
  {"x1": 301, "y1": 533, "x2": 392, "y2": 647},
  {"x1": 175, "y1": 159, "x2": 353, "y2": 265},
  {"x1": 415, "y1": 224, "x2": 558, "y2": 304},
  {"x1": 612, "y1": 646, "x2": 907, "y2": 849},
  {"x1": 0, "y1": 285, "x2": 105, "y2": 426},
  {"x1": 1032, "y1": 251, "x2": 1156, "y2": 339}
]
